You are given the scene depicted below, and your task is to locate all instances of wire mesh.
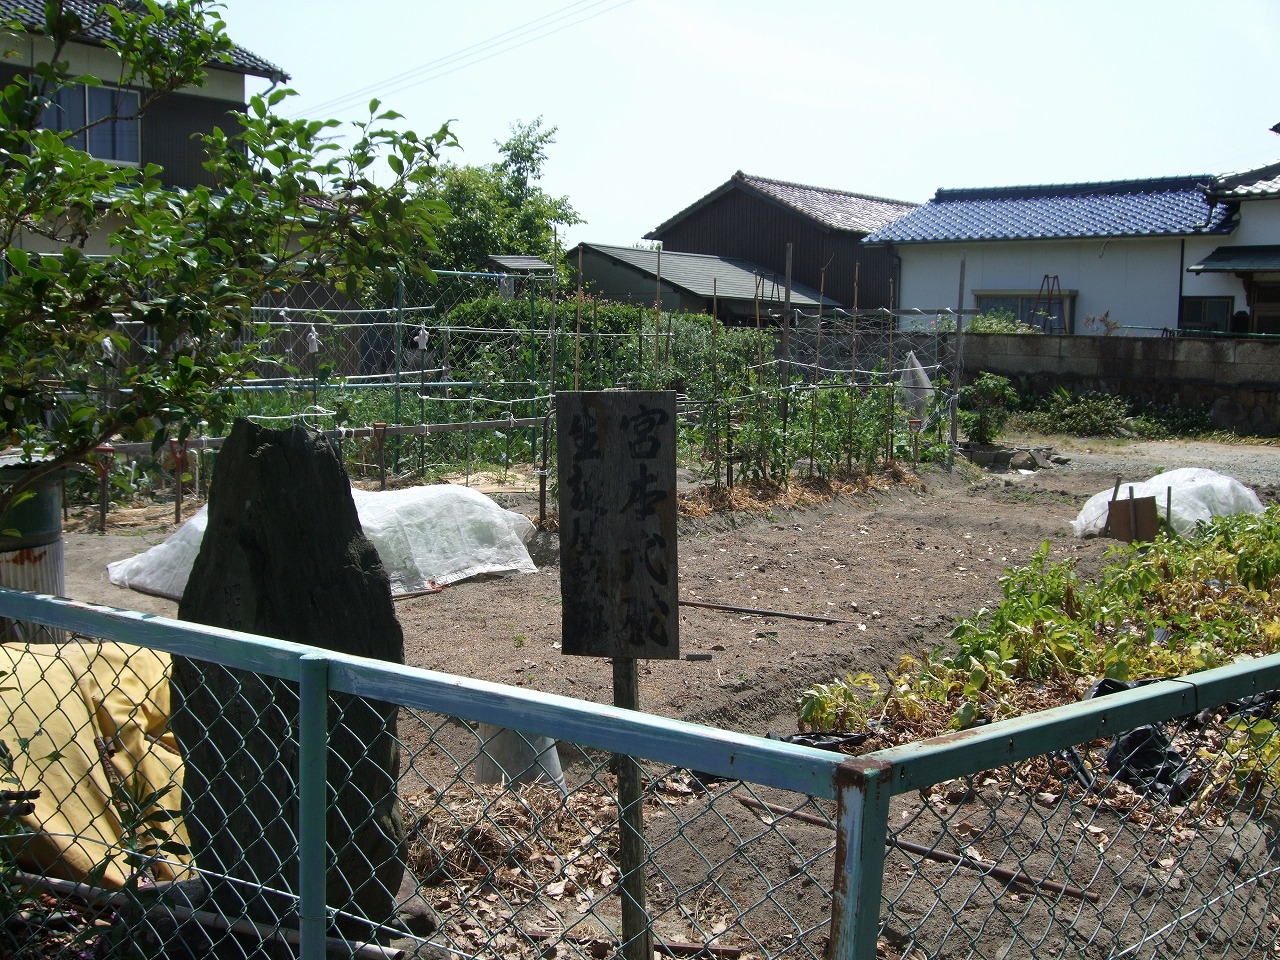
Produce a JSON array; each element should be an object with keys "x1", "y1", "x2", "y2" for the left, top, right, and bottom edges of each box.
[
  {"x1": 874, "y1": 694, "x2": 1280, "y2": 960},
  {"x1": 0, "y1": 615, "x2": 844, "y2": 960}
]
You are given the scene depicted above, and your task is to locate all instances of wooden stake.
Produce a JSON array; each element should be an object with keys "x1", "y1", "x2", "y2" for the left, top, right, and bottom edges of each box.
[{"x1": 612, "y1": 657, "x2": 652, "y2": 960}]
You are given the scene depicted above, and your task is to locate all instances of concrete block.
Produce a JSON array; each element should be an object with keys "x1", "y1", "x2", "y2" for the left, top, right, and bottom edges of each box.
[
  {"x1": 1227, "y1": 363, "x2": 1279, "y2": 387},
  {"x1": 1175, "y1": 361, "x2": 1219, "y2": 384},
  {"x1": 1232, "y1": 340, "x2": 1280, "y2": 367},
  {"x1": 1174, "y1": 339, "x2": 1227, "y2": 365},
  {"x1": 1053, "y1": 355, "x2": 1101, "y2": 378}
]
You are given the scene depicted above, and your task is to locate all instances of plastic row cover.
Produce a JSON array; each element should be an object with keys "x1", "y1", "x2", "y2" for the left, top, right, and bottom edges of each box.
[
  {"x1": 107, "y1": 484, "x2": 537, "y2": 600},
  {"x1": 1071, "y1": 468, "x2": 1263, "y2": 538}
]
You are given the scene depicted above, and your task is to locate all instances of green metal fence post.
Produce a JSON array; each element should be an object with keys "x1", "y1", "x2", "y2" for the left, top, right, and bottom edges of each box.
[
  {"x1": 298, "y1": 653, "x2": 331, "y2": 960},
  {"x1": 831, "y1": 758, "x2": 892, "y2": 959}
]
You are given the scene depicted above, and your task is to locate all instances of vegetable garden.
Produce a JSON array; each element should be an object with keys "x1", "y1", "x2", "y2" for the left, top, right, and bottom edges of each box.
[{"x1": 83, "y1": 271, "x2": 959, "y2": 515}]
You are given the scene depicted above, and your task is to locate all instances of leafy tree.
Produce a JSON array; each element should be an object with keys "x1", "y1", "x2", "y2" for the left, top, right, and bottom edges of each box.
[
  {"x1": 0, "y1": 0, "x2": 454, "y2": 519},
  {"x1": 428, "y1": 116, "x2": 581, "y2": 272}
]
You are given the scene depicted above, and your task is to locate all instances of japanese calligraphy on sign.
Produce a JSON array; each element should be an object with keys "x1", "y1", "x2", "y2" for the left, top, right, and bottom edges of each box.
[{"x1": 557, "y1": 391, "x2": 679, "y2": 659}]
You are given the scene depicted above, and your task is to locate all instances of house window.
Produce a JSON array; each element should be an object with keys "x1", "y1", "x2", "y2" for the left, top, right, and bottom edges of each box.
[
  {"x1": 1179, "y1": 296, "x2": 1233, "y2": 333},
  {"x1": 42, "y1": 84, "x2": 140, "y2": 164},
  {"x1": 974, "y1": 291, "x2": 1076, "y2": 334}
]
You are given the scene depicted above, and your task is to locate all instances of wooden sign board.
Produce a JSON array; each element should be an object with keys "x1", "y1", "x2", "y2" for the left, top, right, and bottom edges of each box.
[{"x1": 557, "y1": 391, "x2": 679, "y2": 659}]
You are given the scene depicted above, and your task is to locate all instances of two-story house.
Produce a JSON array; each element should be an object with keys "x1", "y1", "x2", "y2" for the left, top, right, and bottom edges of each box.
[
  {"x1": 0, "y1": 0, "x2": 285, "y2": 256},
  {"x1": 645, "y1": 172, "x2": 917, "y2": 312}
]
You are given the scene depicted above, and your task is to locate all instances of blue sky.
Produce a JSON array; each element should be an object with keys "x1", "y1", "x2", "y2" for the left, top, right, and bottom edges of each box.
[{"x1": 217, "y1": 0, "x2": 1280, "y2": 251}]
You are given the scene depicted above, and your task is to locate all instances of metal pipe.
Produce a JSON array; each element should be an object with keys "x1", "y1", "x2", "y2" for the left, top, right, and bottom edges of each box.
[
  {"x1": 14, "y1": 872, "x2": 402, "y2": 960},
  {"x1": 297, "y1": 654, "x2": 330, "y2": 960}
]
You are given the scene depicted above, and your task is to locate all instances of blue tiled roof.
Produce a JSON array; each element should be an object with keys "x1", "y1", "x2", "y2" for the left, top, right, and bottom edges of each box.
[{"x1": 864, "y1": 176, "x2": 1235, "y2": 244}]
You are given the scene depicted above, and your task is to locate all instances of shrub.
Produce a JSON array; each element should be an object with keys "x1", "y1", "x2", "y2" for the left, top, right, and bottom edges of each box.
[
  {"x1": 967, "y1": 309, "x2": 1042, "y2": 335},
  {"x1": 1014, "y1": 387, "x2": 1213, "y2": 439},
  {"x1": 957, "y1": 372, "x2": 1017, "y2": 444}
]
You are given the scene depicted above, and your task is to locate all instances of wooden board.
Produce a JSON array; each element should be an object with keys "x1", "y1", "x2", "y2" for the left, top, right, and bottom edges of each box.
[
  {"x1": 556, "y1": 391, "x2": 679, "y2": 659},
  {"x1": 1107, "y1": 495, "x2": 1159, "y2": 543}
]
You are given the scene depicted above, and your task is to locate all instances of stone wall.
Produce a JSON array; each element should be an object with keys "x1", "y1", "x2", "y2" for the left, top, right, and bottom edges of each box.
[{"x1": 957, "y1": 334, "x2": 1280, "y2": 436}]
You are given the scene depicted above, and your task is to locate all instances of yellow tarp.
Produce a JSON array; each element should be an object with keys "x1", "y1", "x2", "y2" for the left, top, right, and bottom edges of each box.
[{"x1": 0, "y1": 641, "x2": 191, "y2": 887}]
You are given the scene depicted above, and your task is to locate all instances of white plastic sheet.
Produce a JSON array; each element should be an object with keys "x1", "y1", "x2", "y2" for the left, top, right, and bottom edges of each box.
[
  {"x1": 1071, "y1": 468, "x2": 1264, "y2": 538},
  {"x1": 107, "y1": 484, "x2": 537, "y2": 600}
]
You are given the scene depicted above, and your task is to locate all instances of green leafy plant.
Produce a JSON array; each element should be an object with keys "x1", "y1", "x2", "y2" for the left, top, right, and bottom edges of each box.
[
  {"x1": 967, "y1": 309, "x2": 1042, "y2": 334},
  {"x1": 798, "y1": 673, "x2": 882, "y2": 732},
  {"x1": 800, "y1": 505, "x2": 1280, "y2": 740},
  {"x1": 957, "y1": 372, "x2": 1017, "y2": 445},
  {"x1": 0, "y1": 1, "x2": 456, "y2": 520}
]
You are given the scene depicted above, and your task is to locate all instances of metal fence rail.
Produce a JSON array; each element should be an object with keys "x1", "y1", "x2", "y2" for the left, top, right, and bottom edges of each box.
[
  {"x1": 0, "y1": 588, "x2": 853, "y2": 960},
  {"x1": 3, "y1": 591, "x2": 1279, "y2": 958},
  {"x1": 845, "y1": 659, "x2": 1280, "y2": 959}
]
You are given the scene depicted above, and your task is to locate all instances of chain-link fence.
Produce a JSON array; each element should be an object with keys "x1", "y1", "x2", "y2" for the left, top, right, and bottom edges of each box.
[
  {"x1": 0, "y1": 588, "x2": 852, "y2": 960},
  {"x1": 84, "y1": 295, "x2": 962, "y2": 519},
  {"x1": 846, "y1": 662, "x2": 1280, "y2": 959},
  {"x1": 3, "y1": 591, "x2": 1279, "y2": 959}
]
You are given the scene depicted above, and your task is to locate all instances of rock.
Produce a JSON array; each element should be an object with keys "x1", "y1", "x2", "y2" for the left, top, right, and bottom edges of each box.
[
  {"x1": 172, "y1": 420, "x2": 406, "y2": 950},
  {"x1": 1029, "y1": 449, "x2": 1056, "y2": 469},
  {"x1": 1050, "y1": 454, "x2": 1072, "y2": 465},
  {"x1": 1008, "y1": 451, "x2": 1037, "y2": 471},
  {"x1": 391, "y1": 874, "x2": 440, "y2": 937}
]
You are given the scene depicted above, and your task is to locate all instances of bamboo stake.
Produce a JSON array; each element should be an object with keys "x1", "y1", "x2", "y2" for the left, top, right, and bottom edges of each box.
[
  {"x1": 847, "y1": 262, "x2": 860, "y2": 475},
  {"x1": 712, "y1": 278, "x2": 721, "y2": 489},
  {"x1": 678, "y1": 598, "x2": 854, "y2": 624},
  {"x1": 886, "y1": 277, "x2": 896, "y2": 463},
  {"x1": 809, "y1": 267, "x2": 826, "y2": 477},
  {"x1": 734, "y1": 796, "x2": 1099, "y2": 903}
]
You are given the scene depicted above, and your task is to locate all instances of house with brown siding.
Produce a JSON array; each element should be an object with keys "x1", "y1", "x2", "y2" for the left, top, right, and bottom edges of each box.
[
  {"x1": 644, "y1": 172, "x2": 917, "y2": 312},
  {"x1": 0, "y1": 0, "x2": 285, "y2": 230}
]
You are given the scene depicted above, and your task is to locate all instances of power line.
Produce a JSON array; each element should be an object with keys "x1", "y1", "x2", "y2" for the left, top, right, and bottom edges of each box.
[{"x1": 290, "y1": 0, "x2": 634, "y2": 120}]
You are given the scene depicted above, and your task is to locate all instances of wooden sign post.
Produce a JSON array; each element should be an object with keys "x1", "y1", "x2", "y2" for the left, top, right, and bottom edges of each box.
[{"x1": 557, "y1": 390, "x2": 679, "y2": 960}]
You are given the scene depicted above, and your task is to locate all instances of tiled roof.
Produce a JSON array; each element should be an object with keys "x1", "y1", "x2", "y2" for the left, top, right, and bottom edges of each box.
[
  {"x1": 486, "y1": 255, "x2": 554, "y2": 274},
  {"x1": 1188, "y1": 245, "x2": 1280, "y2": 273},
  {"x1": 734, "y1": 173, "x2": 918, "y2": 233},
  {"x1": 1209, "y1": 161, "x2": 1280, "y2": 200},
  {"x1": 0, "y1": 0, "x2": 287, "y2": 80},
  {"x1": 864, "y1": 176, "x2": 1235, "y2": 244},
  {"x1": 648, "y1": 171, "x2": 916, "y2": 238},
  {"x1": 576, "y1": 243, "x2": 836, "y2": 307}
]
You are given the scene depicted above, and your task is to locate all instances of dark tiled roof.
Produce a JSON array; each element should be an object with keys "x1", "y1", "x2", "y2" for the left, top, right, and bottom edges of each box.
[
  {"x1": 1209, "y1": 161, "x2": 1280, "y2": 200},
  {"x1": 0, "y1": 0, "x2": 287, "y2": 80},
  {"x1": 1188, "y1": 245, "x2": 1280, "y2": 273},
  {"x1": 648, "y1": 171, "x2": 916, "y2": 238},
  {"x1": 486, "y1": 255, "x2": 554, "y2": 274},
  {"x1": 735, "y1": 173, "x2": 918, "y2": 233},
  {"x1": 865, "y1": 176, "x2": 1235, "y2": 244},
  {"x1": 576, "y1": 243, "x2": 836, "y2": 307}
]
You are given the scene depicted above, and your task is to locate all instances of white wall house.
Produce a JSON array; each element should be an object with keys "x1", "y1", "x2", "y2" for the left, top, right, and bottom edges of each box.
[{"x1": 864, "y1": 162, "x2": 1280, "y2": 337}]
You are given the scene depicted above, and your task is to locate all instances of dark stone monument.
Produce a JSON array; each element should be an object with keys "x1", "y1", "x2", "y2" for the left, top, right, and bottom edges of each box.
[{"x1": 172, "y1": 420, "x2": 408, "y2": 951}]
